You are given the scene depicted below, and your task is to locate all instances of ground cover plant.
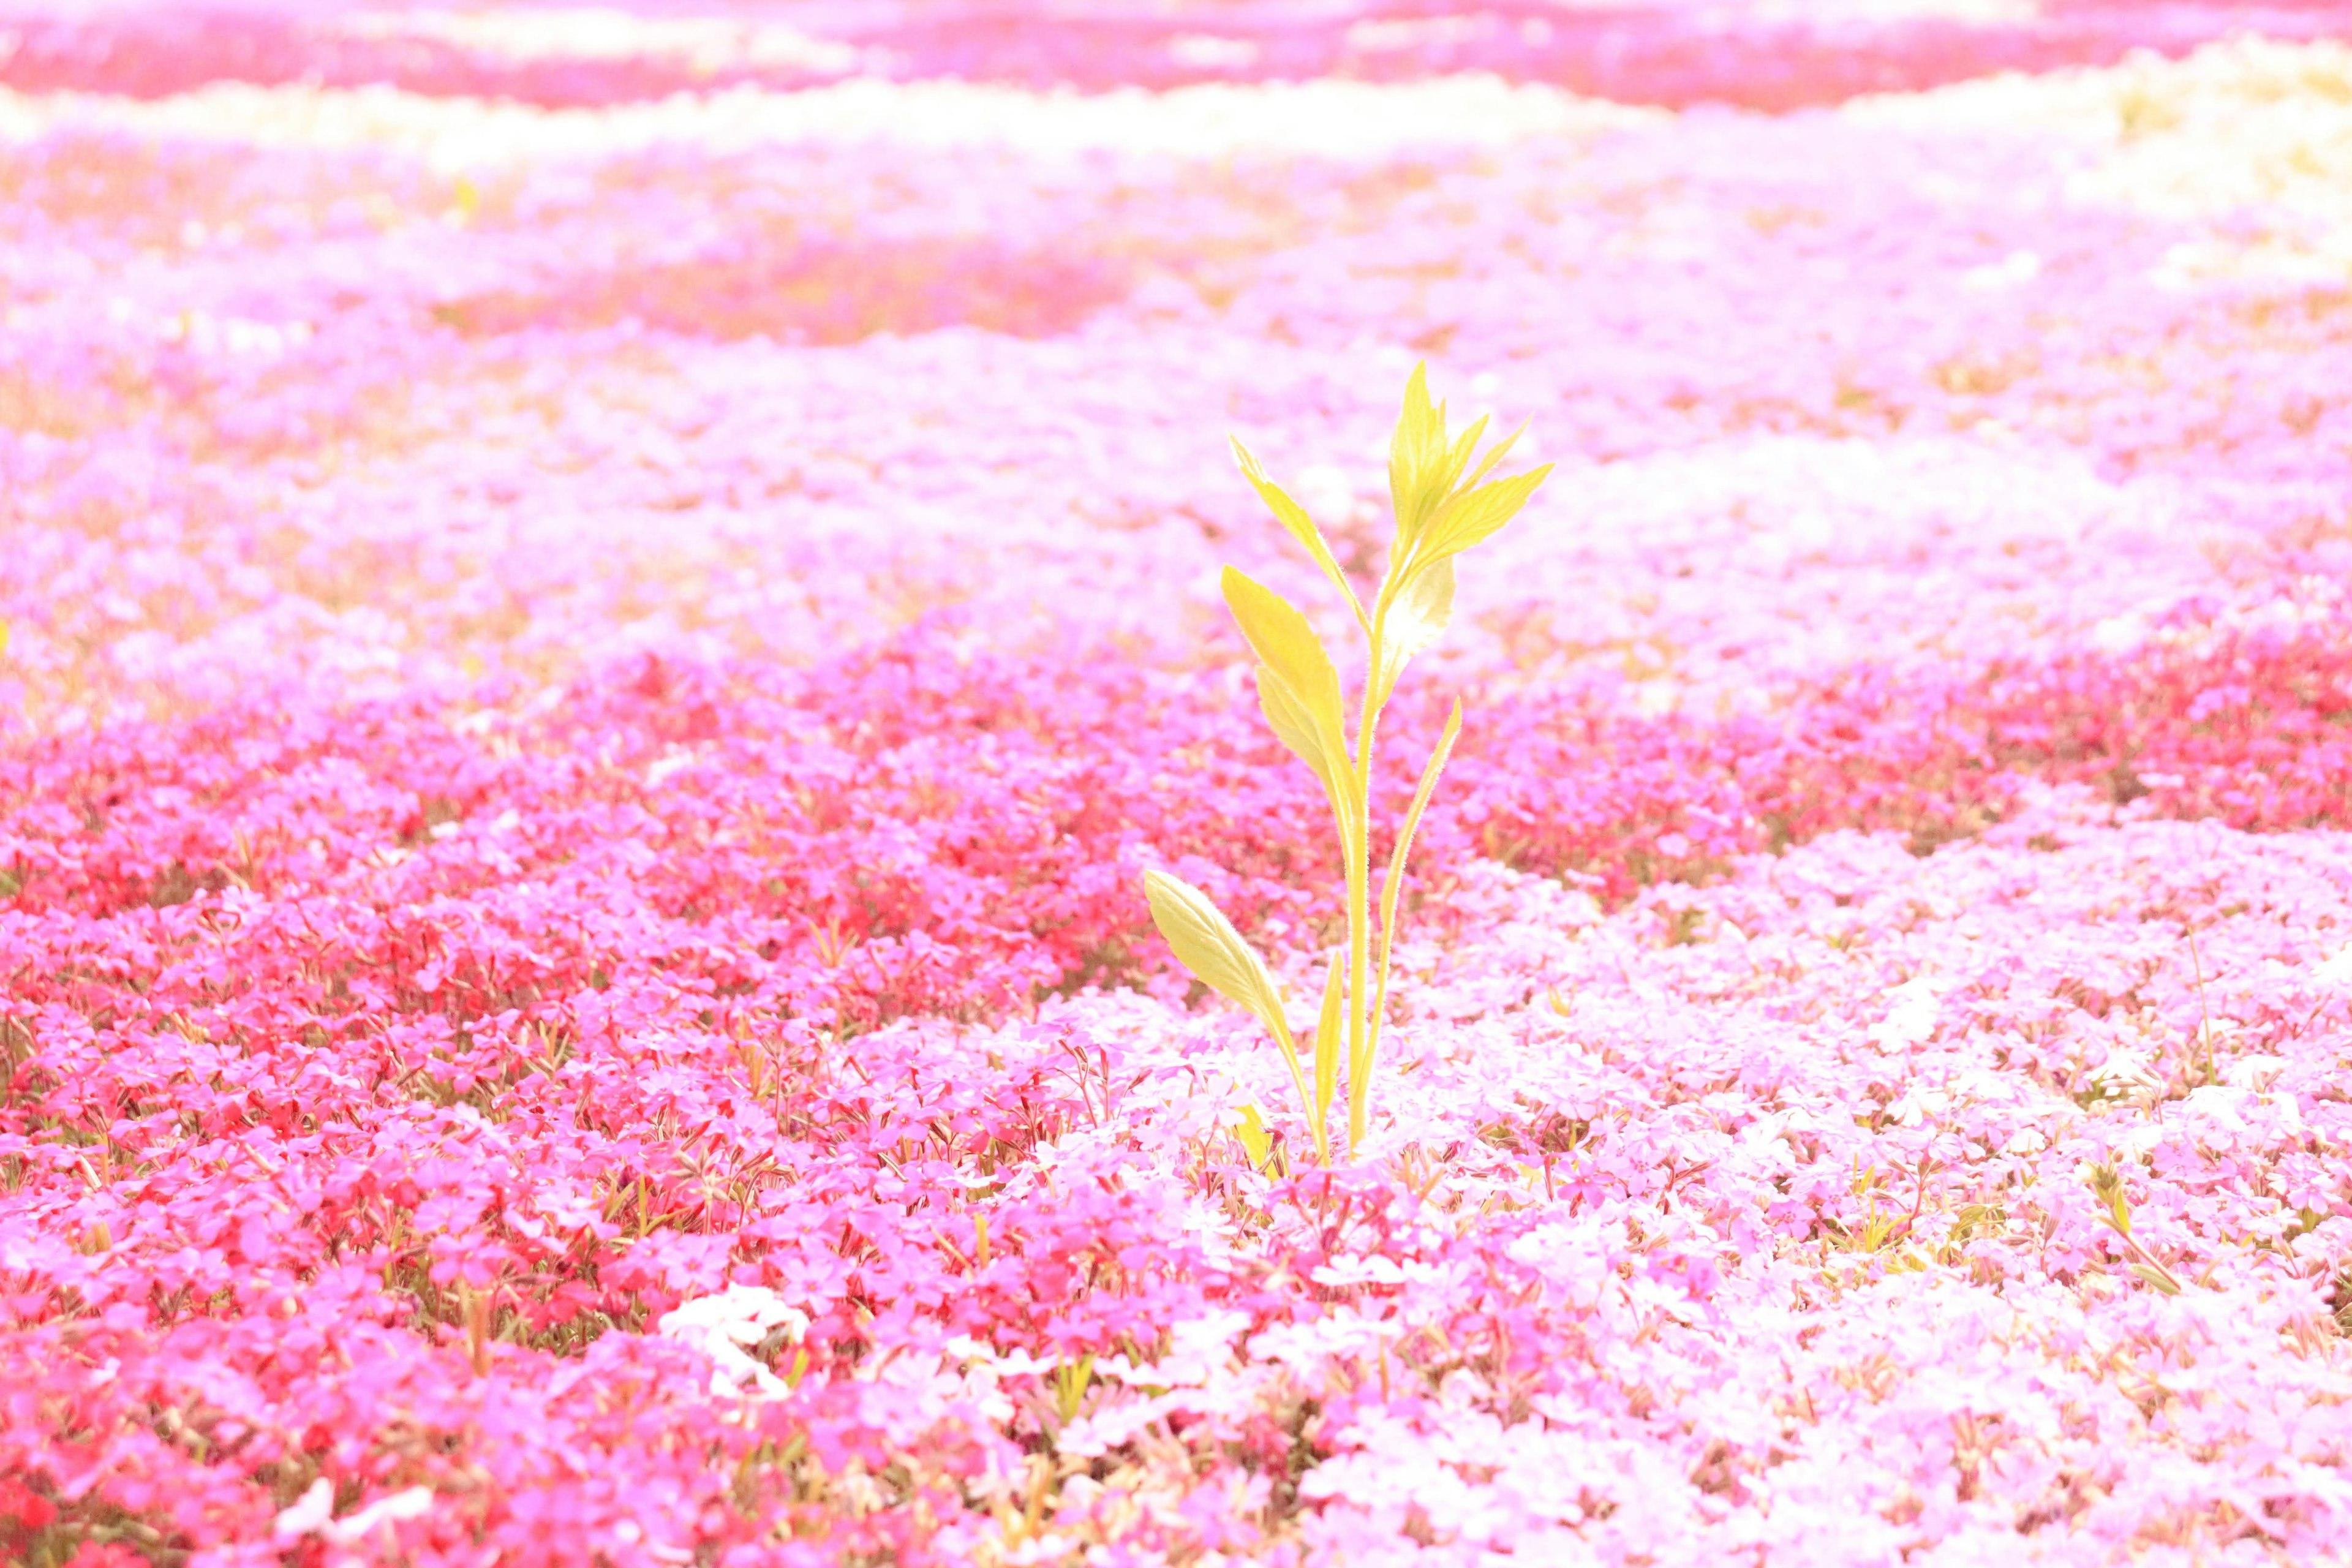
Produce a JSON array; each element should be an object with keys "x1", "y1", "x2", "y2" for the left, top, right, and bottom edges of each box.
[{"x1": 5, "y1": 3, "x2": 2352, "y2": 1564}]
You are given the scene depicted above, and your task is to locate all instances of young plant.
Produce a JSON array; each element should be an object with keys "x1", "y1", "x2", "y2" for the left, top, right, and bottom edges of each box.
[{"x1": 1145, "y1": 366, "x2": 1551, "y2": 1164}]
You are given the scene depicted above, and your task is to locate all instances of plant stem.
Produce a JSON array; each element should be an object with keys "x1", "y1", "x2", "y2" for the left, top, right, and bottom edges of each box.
[{"x1": 1347, "y1": 616, "x2": 1387, "y2": 1153}]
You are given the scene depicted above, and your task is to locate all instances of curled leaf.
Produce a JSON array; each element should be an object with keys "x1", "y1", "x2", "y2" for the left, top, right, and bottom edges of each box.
[{"x1": 1370, "y1": 557, "x2": 1453, "y2": 711}]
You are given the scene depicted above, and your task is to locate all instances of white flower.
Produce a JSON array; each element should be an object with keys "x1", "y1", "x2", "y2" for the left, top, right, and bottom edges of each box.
[
  {"x1": 274, "y1": 1479, "x2": 336, "y2": 1542},
  {"x1": 1310, "y1": 1253, "x2": 1409, "y2": 1289},
  {"x1": 1095, "y1": 1310, "x2": 1251, "y2": 1389},
  {"x1": 275, "y1": 1479, "x2": 435, "y2": 1545},
  {"x1": 1961, "y1": 249, "x2": 2043, "y2": 292},
  {"x1": 2222, "y1": 1054, "x2": 2288, "y2": 1091},
  {"x1": 330, "y1": 1488, "x2": 435, "y2": 1544},
  {"x1": 1055, "y1": 1398, "x2": 1162, "y2": 1459},
  {"x1": 1869, "y1": 976, "x2": 1949, "y2": 1049},
  {"x1": 2091, "y1": 1050, "x2": 2162, "y2": 1095},
  {"x1": 657, "y1": 1284, "x2": 809, "y2": 1400}
]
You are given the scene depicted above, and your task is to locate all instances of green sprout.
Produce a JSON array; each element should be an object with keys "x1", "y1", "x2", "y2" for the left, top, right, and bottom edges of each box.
[
  {"x1": 1145, "y1": 366, "x2": 1551, "y2": 1164},
  {"x1": 1052, "y1": 1353, "x2": 1096, "y2": 1429}
]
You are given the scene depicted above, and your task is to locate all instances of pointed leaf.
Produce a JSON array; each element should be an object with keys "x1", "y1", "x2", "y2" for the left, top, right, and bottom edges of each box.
[
  {"x1": 1370, "y1": 557, "x2": 1453, "y2": 711},
  {"x1": 1389, "y1": 363, "x2": 1452, "y2": 548},
  {"x1": 1143, "y1": 870, "x2": 1289, "y2": 1033},
  {"x1": 1414, "y1": 465, "x2": 1553, "y2": 569},
  {"x1": 1145, "y1": 870, "x2": 1314, "y2": 1125},
  {"x1": 1222, "y1": 567, "x2": 1348, "y2": 761},
  {"x1": 1232, "y1": 439, "x2": 1366, "y2": 630},
  {"x1": 1234, "y1": 1103, "x2": 1275, "y2": 1172},
  {"x1": 1259, "y1": 666, "x2": 1366, "y2": 851},
  {"x1": 1436, "y1": 415, "x2": 1490, "y2": 498},
  {"x1": 1388, "y1": 699, "x2": 1463, "y2": 900},
  {"x1": 1365, "y1": 699, "x2": 1464, "y2": 1077},
  {"x1": 1457, "y1": 420, "x2": 1526, "y2": 495}
]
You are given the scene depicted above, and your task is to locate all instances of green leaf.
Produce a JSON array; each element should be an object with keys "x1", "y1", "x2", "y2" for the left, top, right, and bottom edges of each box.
[
  {"x1": 1222, "y1": 567, "x2": 1349, "y2": 762},
  {"x1": 1366, "y1": 698, "x2": 1464, "y2": 1077},
  {"x1": 1436, "y1": 415, "x2": 1489, "y2": 497},
  {"x1": 1388, "y1": 362, "x2": 1453, "y2": 549},
  {"x1": 1370, "y1": 557, "x2": 1453, "y2": 711},
  {"x1": 1256, "y1": 665, "x2": 1337, "y2": 792},
  {"x1": 1412, "y1": 465, "x2": 1553, "y2": 571},
  {"x1": 1143, "y1": 870, "x2": 1289, "y2": 1039},
  {"x1": 1055, "y1": 1354, "x2": 1096, "y2": 1425},
  {"x1": 1457, "y1": 419, "x2": 1526, "y2": 494},
  {"x1": 1147, "y1": 869, "x2": 1315, "y2": 1125},
  {"x1": 1387, "y1": 699, "x2": 1462, "y2": 905},
  {"x1": 1231, "y1": 439, "x2": 1366, "y2": 631},
  {"x1": 1234, "y1": 1102, "x2": 1275, "y2": 1172}
]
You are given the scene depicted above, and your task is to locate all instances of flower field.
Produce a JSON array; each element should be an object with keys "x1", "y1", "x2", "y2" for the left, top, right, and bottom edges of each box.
[{"x1": 9, "y1": 2, "x2": 2352, "y2": 1562}]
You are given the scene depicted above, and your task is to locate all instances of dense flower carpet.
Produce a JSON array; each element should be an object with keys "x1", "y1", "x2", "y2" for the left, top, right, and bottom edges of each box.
[{"x1": 8, "y1": 2, "x2": 2352, "y2": 1563}]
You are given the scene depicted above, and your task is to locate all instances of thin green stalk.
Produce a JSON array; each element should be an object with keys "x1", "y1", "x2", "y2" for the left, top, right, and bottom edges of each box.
[
  {"x1": 1264, "y1": 1006, "x2": 1322, "y2": 1166},
  {"x1": 1368, "y1": 699, "x2": 1462, "y2": 1082},
  {"x1": 1346, "y1": 607, "x2": 1392, "y2": 1152}
]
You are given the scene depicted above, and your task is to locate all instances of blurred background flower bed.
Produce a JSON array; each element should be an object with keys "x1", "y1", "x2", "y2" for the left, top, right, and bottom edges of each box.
[{"x1": 7, "y1": 4, "x2": 2352, "y2": 1564}]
